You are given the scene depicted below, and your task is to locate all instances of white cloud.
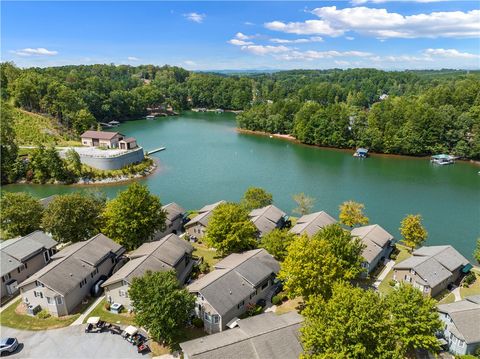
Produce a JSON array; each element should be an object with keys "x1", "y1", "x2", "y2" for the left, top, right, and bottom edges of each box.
[
  {"x1": 345, "y1": 36, "x2": 355, "y2": 40},
  {"x1": 11, "y1": 47, "x2": 58, "y2": 56},
  {"x1": 276, "y1": 49, "x2": 372, "y2": 61},
  {"x1": 240, "y1": 45, "x2": 290, "y2": 56},
  {"x1": 244, "y1": 22, "x2": 255, "y2": 26},
  {"x1": 270, "y1": 36, "x2": 323, "y2": 44},
  {"x1": 351, "y1": 0, "x2": 452, "y2": 4},
  {"x1": 265, "y1": 19, "x2": 344, "y2": 36},
  {"x1": 184, "y1": 60, "x2": 197, "y2": 66},
  {"x1": 310, "y1": 6, "x2": 480, "y2": 39},
  {"x1": 266, "y1": 6, "x2": 479, "y2": 39},
  {"x1": 184, "y1": 12, "x2": 206, "y2": 23},
  {"x1": 235, "y1": 32, "x2": 254, "y2": 40},
  {"x1": 228, "y1": 39, "x2": 254, "y2": 46},
  {"x1": 423, "y1": 48, "x2": 479, "y2": 59},
  {"x1": 127, "y1": 56, "x2": 140, "y2": 61}
]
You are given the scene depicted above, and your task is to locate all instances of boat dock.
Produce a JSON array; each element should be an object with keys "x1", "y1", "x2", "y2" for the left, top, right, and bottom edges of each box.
[{"x1": 146, "y1": 147, "x2": 166, "y2": 155}]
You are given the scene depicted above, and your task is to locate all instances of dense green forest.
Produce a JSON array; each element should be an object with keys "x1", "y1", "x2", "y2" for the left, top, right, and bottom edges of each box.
[{"x1": 1, "y1": 62, "x2": 479, "y2": 161}]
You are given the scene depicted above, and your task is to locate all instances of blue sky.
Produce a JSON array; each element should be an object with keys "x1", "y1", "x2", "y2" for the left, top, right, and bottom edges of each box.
[{"x1": 1, "y1": 1, "x2": 479, "y2": 70}]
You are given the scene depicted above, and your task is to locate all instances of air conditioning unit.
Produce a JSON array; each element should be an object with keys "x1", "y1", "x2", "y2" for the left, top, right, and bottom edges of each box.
[{"x1": 5, "y1": 280, "x2": 18, "y2": 295}]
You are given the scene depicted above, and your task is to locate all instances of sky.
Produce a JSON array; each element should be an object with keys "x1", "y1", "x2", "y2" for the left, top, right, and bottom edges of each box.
[{"x1": 1, "y1": 1, "x2": 479, "y2": 70}]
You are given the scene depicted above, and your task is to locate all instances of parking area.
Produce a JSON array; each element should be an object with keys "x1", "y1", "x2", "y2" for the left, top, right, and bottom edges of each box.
[{"x1": 1, "y1": 325, "x2": 145, "y2": 358}]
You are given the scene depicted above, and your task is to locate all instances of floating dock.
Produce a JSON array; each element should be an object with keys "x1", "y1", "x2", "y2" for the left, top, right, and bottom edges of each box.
[{"x1": 146, "y1": 147, "x2": 166, "y2": 155}]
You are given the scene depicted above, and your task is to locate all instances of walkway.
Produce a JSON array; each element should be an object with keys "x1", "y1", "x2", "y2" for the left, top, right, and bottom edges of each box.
[
  {"x1": 373, "y1": 259, "x2": 395, "y2": 289},
  {"x1": 70, "y1": 296, "x2": 103, "y2": 326},
  {"x1": 452, "y1": 287, "x2": 462, "y2": 302}
]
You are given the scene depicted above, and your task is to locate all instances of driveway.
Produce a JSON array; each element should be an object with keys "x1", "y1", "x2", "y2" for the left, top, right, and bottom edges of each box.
[{"x1": 0, "y1": 325, "x2": 146, "y2": 358}]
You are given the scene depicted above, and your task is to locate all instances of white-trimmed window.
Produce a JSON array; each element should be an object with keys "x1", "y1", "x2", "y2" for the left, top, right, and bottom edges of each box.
[
  {"x1": 34, "y1": 290, "x2": 43, "y2": 298},
  {"x1": 44, "y1": 251, "x2": 50, "y2": 263},
  {"x1": 119, "y1": 290, "x2": 127, "y2": 298},
  {"x1": 212, "y1": 315, "x2": 219, "y2": 324},
  {"x1": 2, "y1": 273, "x2": 11, "y2": 282},
  {"x1": 56, "y1": 296, "x2": 63, "y2": 305},
  {"x1": 47, "y1": 297, "x2": 53, "y2": 304}
]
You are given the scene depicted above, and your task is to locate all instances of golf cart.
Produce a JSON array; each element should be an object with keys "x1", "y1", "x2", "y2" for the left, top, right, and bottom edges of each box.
[{"x1": 85, "y1": 316, "x2": 106, "y2": 333}]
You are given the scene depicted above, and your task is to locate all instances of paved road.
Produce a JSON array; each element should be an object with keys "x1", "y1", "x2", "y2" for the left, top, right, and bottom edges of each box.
[{"x1": 0, "y1": 325, "x2": 145, "y2": 358}]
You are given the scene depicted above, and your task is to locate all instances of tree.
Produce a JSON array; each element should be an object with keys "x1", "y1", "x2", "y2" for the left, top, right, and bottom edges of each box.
[
  {"x1": 0, "y1": 192, "x2": 43, "y2": 237},
  {"x1": 339, "y1": 200, "x2": 369, "y2": 227},
  {"x1": 260, "y1": 228, "x2": 295, "y2": 262},
  {"x1": 292, "y1": 193, "x2": 315, "y2": 216},
  {"x1": 241, "y1": 187, "x2": 273, "y2": 211},
  {"x1": 301, "y1": 282, "x2": 399, "y2": 359},
  {"x1": 72, "y1": 108, "x2": 96, "y2": 135},
  {"x1": 474, "y1": 239, "x2": 480, "y2": 264},
  {"x1": 386, "y1": 284, "x2": 442, "y2": 357},
  {"x1": 129, "y1": 270, "x2": 195, "y2": 345},
  {"x1": 102, "y1": 183, "x2": 166, "y2": 250},
  {"x1": 42, "y1": 192, "x2": 105, "y2": 243},
  {"x1": 204, "y1": 202, "x2": 258, "y2": 255},
  {"x1": 64, "y1": 149, "x2": 82, "y2": 176},
  {"x1": 400, "y1": 214, "x2": 428, "y2": 251},
  {"x1": 0, "y1": 102, "x2": 18, "y2": 184},
  {"x1": 278, "y1": 224, "x2": 364, "y2": 300}
]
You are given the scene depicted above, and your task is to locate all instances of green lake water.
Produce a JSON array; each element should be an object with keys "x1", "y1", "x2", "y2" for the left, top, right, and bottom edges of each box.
[{"x1": 3, "y1": 112, "x2": 479, "y2": 259}]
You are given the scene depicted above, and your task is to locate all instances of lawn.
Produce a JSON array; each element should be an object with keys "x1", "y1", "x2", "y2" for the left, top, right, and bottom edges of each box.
[
  {"x1": 149, "y1": 327, "x2": 208, "y2": 356},
  {"x1": 460, "y1": 271, "x2": 480, "y2": 299},
  {"x1": 83, "y1": 299, "x2": 135, "y2": 326},
  {"x1": 437, "y1": 292, "x2": 455, "y2": 305},
  {"x1": 377, "y1": 244, "x2": 412, "y2": 295},
  {"x1": 192, "y1": 242, "x2": 221, "y2": 268},
  {"x1": 0, "y1": 299, "x2": 80, "y2": 330}
]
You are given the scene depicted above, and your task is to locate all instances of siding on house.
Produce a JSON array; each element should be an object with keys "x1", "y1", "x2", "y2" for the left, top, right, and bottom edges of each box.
[{"x1": 185, "y1": 201, "x2": 225, "y2": 239}]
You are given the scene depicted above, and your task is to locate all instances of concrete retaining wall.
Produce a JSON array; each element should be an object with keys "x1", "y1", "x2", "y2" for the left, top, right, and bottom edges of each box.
[{"x1": 79, "y1": 147, "x2": 145, "y2": 170}]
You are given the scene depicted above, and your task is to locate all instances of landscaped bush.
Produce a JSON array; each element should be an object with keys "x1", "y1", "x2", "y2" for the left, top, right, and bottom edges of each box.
[
  {"x1": 198, "y1": 261, "x2": 210, "y2": 274},
  {"x1": 389, "y1": 280, "x2": 397, "y2": 287},
  {"x1": 192, "y1": 317, "x2": 204, "y2": 328},
  {"x1": 390, "y1": 252, "x2": 398, "y2": 260},
  {"x1": 37, "y1": 309, "x2": 51, "y2": 319},
  {"x1": 271, "y1": 295, "x2": 282, "y2": 305},
  {"x1": 104, "y1": 302, "x2": 111, "y2": 311},
  {"x1": 463, "y1": 272, "x2": 476, "y2": 286}
]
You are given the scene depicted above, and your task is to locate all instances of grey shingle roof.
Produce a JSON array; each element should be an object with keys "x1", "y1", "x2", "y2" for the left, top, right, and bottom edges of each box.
[
  {"x1": 18, "y1": 234, "x2": 124, "y2": 295},
  {"x1": 103, "y1": 234, "x2": 193, "y2": 286},
  {"x1": 413, "y1": 246, "x2": 469, "y2": 272},
  {"x1": 1, "y1": 231, "x2": 57, "y2": 276},
  {"x1": 187, "y1": 249, "x2": 280, "y2": 316},
  {"x1": 162, "y1": 202, "x2": 185, "y2": 222},
  {"x1": 249, "y1": 205, "x2": 286, "y2": 236},
  {"x1": 289, "y1": 211, "x2": 336, "y2": 237},
  {"x1": 437, "y1": 297, "x2": 480, "y2": 344},
  {"x1": 180, "y1": 312, "x2": 303, "y2": 359},
  {"x1": 185, "y1": 201, "x2": 225, "y2": 228},
  {"x1": 351, "y1": 225, "x2": 393, "y2": 264}
]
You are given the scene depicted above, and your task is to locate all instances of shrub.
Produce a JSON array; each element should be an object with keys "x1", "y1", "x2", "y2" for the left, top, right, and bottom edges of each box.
[
  {"x1": 192, "y1": 317, "x2": 204, "y2": 328},
  {"x1": 389, "y1": 280, "x2": 397, "y2": 287},
  {"x1": 463, "y1": 272, "x2": 476, "y2": 286},
  {"x1": 199, "y1": 261, "x2": 210, "y2": 274},
  {"x1": 37, "y1": 309, "x2": 51, "y2": 319},
  {"x1": 104, "y1": 302, "x2": 111, "y2": 311},
  {"x1": 271, "y1": 295, "x2": 282, "y2": 305},
  {"x1": 390, "y1": 253, "x2": 398, "y2": 260}
]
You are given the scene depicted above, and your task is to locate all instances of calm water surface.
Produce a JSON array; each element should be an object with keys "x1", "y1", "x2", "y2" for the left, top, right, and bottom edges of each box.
[{"x1": 4, "y1": 112, "x2": 479, "y2": 259}]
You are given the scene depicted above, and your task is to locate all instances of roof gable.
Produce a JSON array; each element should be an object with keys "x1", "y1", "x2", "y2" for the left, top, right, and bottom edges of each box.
[{"x1": 289, "y1": 211, "x2": 336, "y2": 237}]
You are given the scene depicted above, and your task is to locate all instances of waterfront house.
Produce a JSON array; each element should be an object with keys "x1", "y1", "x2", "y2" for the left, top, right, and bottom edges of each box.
[
  {"x1": 393, "y1": 245, "x2": 470, "y2": 297},
  {"x1": 185, "y1": 201, "x2": 226, "y2": 239},
  {"x1": 289, "y1": 211, "x2": 337, "y2": 237},
  {"x1": 248, "y1": 205, "x2": 288, "y2": 238},
  {"x1": 351, "y1": 224, "x2": 394, "y2": 274},
  {"x1": 1, "y1": 231, "x2": 57, "y2": 300},
  {"x1": 153, "y1": 202, "x2": 186, "y2": 240},
  {"x1": 437, "y1": 295, "x2": 480, "y2": 356},
  {"x1": 188, "y1": 249, "x2": 280, "y2": 334},
  {"x1": 180, "y1": 311, "x2": 303, "y2": 359},
  {"x1": 81, "y1": 130, "x2": 137, "y2": 149},
  {"x1": 18, "y1": 234, "x2": 125, "y2": 317},
  {"x1": 102, "y1": 234, "x2": 193, "y2": 310}
]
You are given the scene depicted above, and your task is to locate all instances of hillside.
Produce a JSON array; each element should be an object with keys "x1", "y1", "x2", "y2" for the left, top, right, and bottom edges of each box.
[{"x1": 12, "y1": 109, "x2": 80, "y2": 146}]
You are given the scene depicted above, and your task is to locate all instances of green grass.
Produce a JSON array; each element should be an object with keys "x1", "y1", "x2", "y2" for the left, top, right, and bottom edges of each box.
[
  {"x1": 460, "y1": 272, "x2": 480, "y2": 299},
  {"x1": 275, "y1": 297, "x2": 303, "y2": 315},
  {"x1": 12, "y1": 108, "x2": 79, "y2": 146},
  {"x1": 0, "y1": 299, "x2": 80, "y2": 330},
  {"x1": 192, "y1": 242, "x2": 221, "y2": 267},
  {"x1": 377, "y1": 244, "x2": 412, "y2": 295},
  {"x1": 83, "y1": 299, "x2": 135, "y2": 326},
  {"x1": 437, "y1": 292, "x2": 456, "y2": 304}
]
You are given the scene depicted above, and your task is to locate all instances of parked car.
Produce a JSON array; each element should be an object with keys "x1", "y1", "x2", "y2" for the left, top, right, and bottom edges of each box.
[
  {"x1": 0, "y1": 338, "x2": 18, "y2": 355},
  {"x1": 91, "y1": 275, "x2": 107, "y2": 297}
]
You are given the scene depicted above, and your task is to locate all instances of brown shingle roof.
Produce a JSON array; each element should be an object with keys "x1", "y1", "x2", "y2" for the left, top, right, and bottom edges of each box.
[{"x1": 81, "y1": 130, "x2": 121, "y2": 140}]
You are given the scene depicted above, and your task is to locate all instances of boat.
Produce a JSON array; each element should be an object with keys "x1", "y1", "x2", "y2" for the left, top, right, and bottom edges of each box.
[
  {"x1": 353, "y1": 148, "x2": 369, "y2": 158},
  {"x1": 108, "y1": 120, "x2": 120, "y2": 127},
  {"x1": 431, "y1": 154, "x2": 456, "y2": 165},
  {"x1": 146, "y1": 115, "x2": 155, "y2": 120}
]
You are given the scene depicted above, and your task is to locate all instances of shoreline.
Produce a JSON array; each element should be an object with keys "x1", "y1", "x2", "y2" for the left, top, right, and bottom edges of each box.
[
  {"x1": 12, "y1": 159, "x2": 159, "y2": 188},
  {"x1": 236, "y1": 128, "x2": 480, "y2": 166}
]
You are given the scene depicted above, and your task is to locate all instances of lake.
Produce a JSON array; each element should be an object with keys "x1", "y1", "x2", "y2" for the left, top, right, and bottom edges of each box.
[{"x1": 4, "y1": 112, "x2": 479, "y2": 259}]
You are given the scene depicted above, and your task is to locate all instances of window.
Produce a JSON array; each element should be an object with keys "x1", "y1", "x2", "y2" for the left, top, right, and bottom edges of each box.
[
  {"x1": 90, "y1": 268, "x2": 98, "y2": 278},
  {"x1": 458, "y1": 340, "x2": 464, "y2": 348},
  {"x1": 34, "y1": 291, "x2": 43, "y2": 298},
  {"x1": 79, "y1": 278, "x2": 87, "y2": 288},
  {"x1": 261, "y1": 280, "x2": 269, "y2": 290},
  {"x1": 119, "y1": 290, "x2": 127, "y2": 298},
  {"x1": 250, "y1": 289, "x2": 258, "y2": 299},
  {"x1": 204, "y1": 312, "x2": 212, "y2": 322},
  {"x1": 44, "y1": 251, "x2": 50, "y2": 263},
  {"x1": 212, "y1": 315, "x2": 219, "y2": 324},
  {"x1": 56, "y1": 296, "x2": 63, "y2": 305},
  {"x1": 237, "y1": 300, "x2": 245, "y2": 309},
  {"x1": 47, "y1": 297, "x2": 53, "y2": 304},
  {"x1": 2, "y1": 273, "x2": 11, "y2": 282},
  {"x1": 24, "y1": 262, "x2": 28, "y2": 269}
]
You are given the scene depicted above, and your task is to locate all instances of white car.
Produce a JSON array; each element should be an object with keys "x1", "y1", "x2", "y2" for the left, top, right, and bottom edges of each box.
[{"x1": 0, "y1": 338, "x2": 18, "y2": 355}]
